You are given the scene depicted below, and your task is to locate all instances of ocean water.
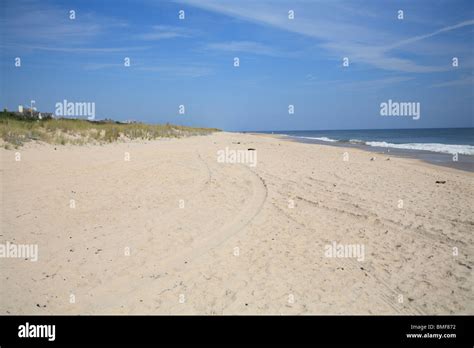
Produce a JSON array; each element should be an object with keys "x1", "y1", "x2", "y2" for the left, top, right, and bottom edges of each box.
[
  {"x1": 261, "y1": 128, "x2": 474, "y2": 155},
  {"x1": 256, "y1": 128, "x2": 474, "y2": 171}
]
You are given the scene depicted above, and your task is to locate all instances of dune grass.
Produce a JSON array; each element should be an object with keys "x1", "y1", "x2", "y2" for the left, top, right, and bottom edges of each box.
[{"x1": 0, "y1": 111, "x2": 219, "y2": 148}]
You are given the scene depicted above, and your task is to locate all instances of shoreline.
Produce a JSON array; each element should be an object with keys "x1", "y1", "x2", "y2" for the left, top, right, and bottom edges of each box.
[{"x1": 251, "y1": 132, "x2": 474, "y2": 173}]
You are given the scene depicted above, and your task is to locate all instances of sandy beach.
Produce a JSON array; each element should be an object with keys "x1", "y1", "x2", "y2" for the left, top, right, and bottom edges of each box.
[{"x1": 0, "y1": 132, "x2": 472, "y2": 314}]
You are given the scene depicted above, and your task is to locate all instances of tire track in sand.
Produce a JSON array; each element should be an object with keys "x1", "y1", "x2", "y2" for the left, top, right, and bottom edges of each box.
[
  {"x1": 150, "y1": 151, "x2": 268, "y2": 271},
  {"x1": 86, "y1": 151, "x2": 268, "y2": 311}
]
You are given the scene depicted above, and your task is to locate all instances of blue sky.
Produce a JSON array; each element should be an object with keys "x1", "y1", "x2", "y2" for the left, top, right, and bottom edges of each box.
[{"x1": 1, "y1": 0, "x2": 473, "y2": 131}]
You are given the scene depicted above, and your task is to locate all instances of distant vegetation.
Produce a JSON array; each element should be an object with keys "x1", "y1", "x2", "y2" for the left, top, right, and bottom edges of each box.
[{"x1": 0, "y1": 110, "x2": 220, "y2": 149}]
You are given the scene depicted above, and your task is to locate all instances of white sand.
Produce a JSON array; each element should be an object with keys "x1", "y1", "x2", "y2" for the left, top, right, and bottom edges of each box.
[{"x1": 0, "y1": 132, "x2": 472, "y2": 314}]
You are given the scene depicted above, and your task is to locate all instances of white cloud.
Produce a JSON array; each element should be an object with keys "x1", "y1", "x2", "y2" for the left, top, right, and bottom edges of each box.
[
  {"x1": 178, "y1": 0, "x2": 474, "y2": 73},
  {"x1": 1, "y1": 0, "x2": 126, "y2": 45},
  {"x1": 0, "y1": 0, "x2": 138, "y2": 55},
  {"x1": 21, "y1": 45, "x2": 149, "y2": 53},
  {"x1": 431, "y1": 76, "x2": 474, "y2": 88},
  {"x1": 303, "y1": 76, "x2": 414, "y2": 90},
  {"x1": 137, "y1": 65, "x2": 212, "y2": 78},
  {"x1": 137, "y1": 25, "x2": 193, "y2": 40},
  {"x1": 386, "y1": 19, "x2": 474, "y2": 50},
  {"x1": 205, "y1": 41, "x2": 290, "y2": 57}
]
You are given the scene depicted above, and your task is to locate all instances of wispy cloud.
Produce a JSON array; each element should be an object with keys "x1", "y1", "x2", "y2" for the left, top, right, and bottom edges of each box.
[
  {"x1": 0, "y1": 0, "x2": 134, "y2": 56},
  {"x1": 304, "y1": 75, "x2": 414, "y2": 90},
  {"x1": 1, "y1": 0, "x2": 126, "y2": 45},
  {"x1": 204, "y1": 41, "x2": 291, "y2": 57},
  {"x1": 15, "y1": 45, "x2": 149, "y2": 53},
  {"x1": 136, "y1": 65, "x2": 212, "y2": 78},
  {"x1": 137, "y1": 25, "x2": 193, "y2": 40},
  {"x1": 178, "y1": 0, "x2": 474, "y2": 73},
  {"x1": 431, "y1": 75, "x2": 474, "y2": 88},
  {"x1": 83, "y1": 63, "x2": 130, "y2": 70},
  {"x1": 340, "y1": 76, "x2": 415, "y2": 90},
  {"x1": 83, "y1": 61, "x2": 211, "y2": 77},
  {"x1": 386, "y1": 19, "x2": 474, "y2": 50}
]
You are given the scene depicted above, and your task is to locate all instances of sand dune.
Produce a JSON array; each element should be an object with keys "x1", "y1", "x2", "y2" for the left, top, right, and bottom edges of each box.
[{"x1": 0, "y1": 132, "x2": 472, "y2": 314}]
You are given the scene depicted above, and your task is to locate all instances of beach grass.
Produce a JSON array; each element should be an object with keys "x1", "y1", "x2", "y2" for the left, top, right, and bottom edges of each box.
[{"x1": 0, "y1": 111, "x2": 220, "y2": 148}]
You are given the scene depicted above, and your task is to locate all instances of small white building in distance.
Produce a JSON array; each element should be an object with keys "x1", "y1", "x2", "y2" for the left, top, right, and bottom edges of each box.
[{"x1": 18, "y1": 105, "x2": 23, "y2": 113}]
